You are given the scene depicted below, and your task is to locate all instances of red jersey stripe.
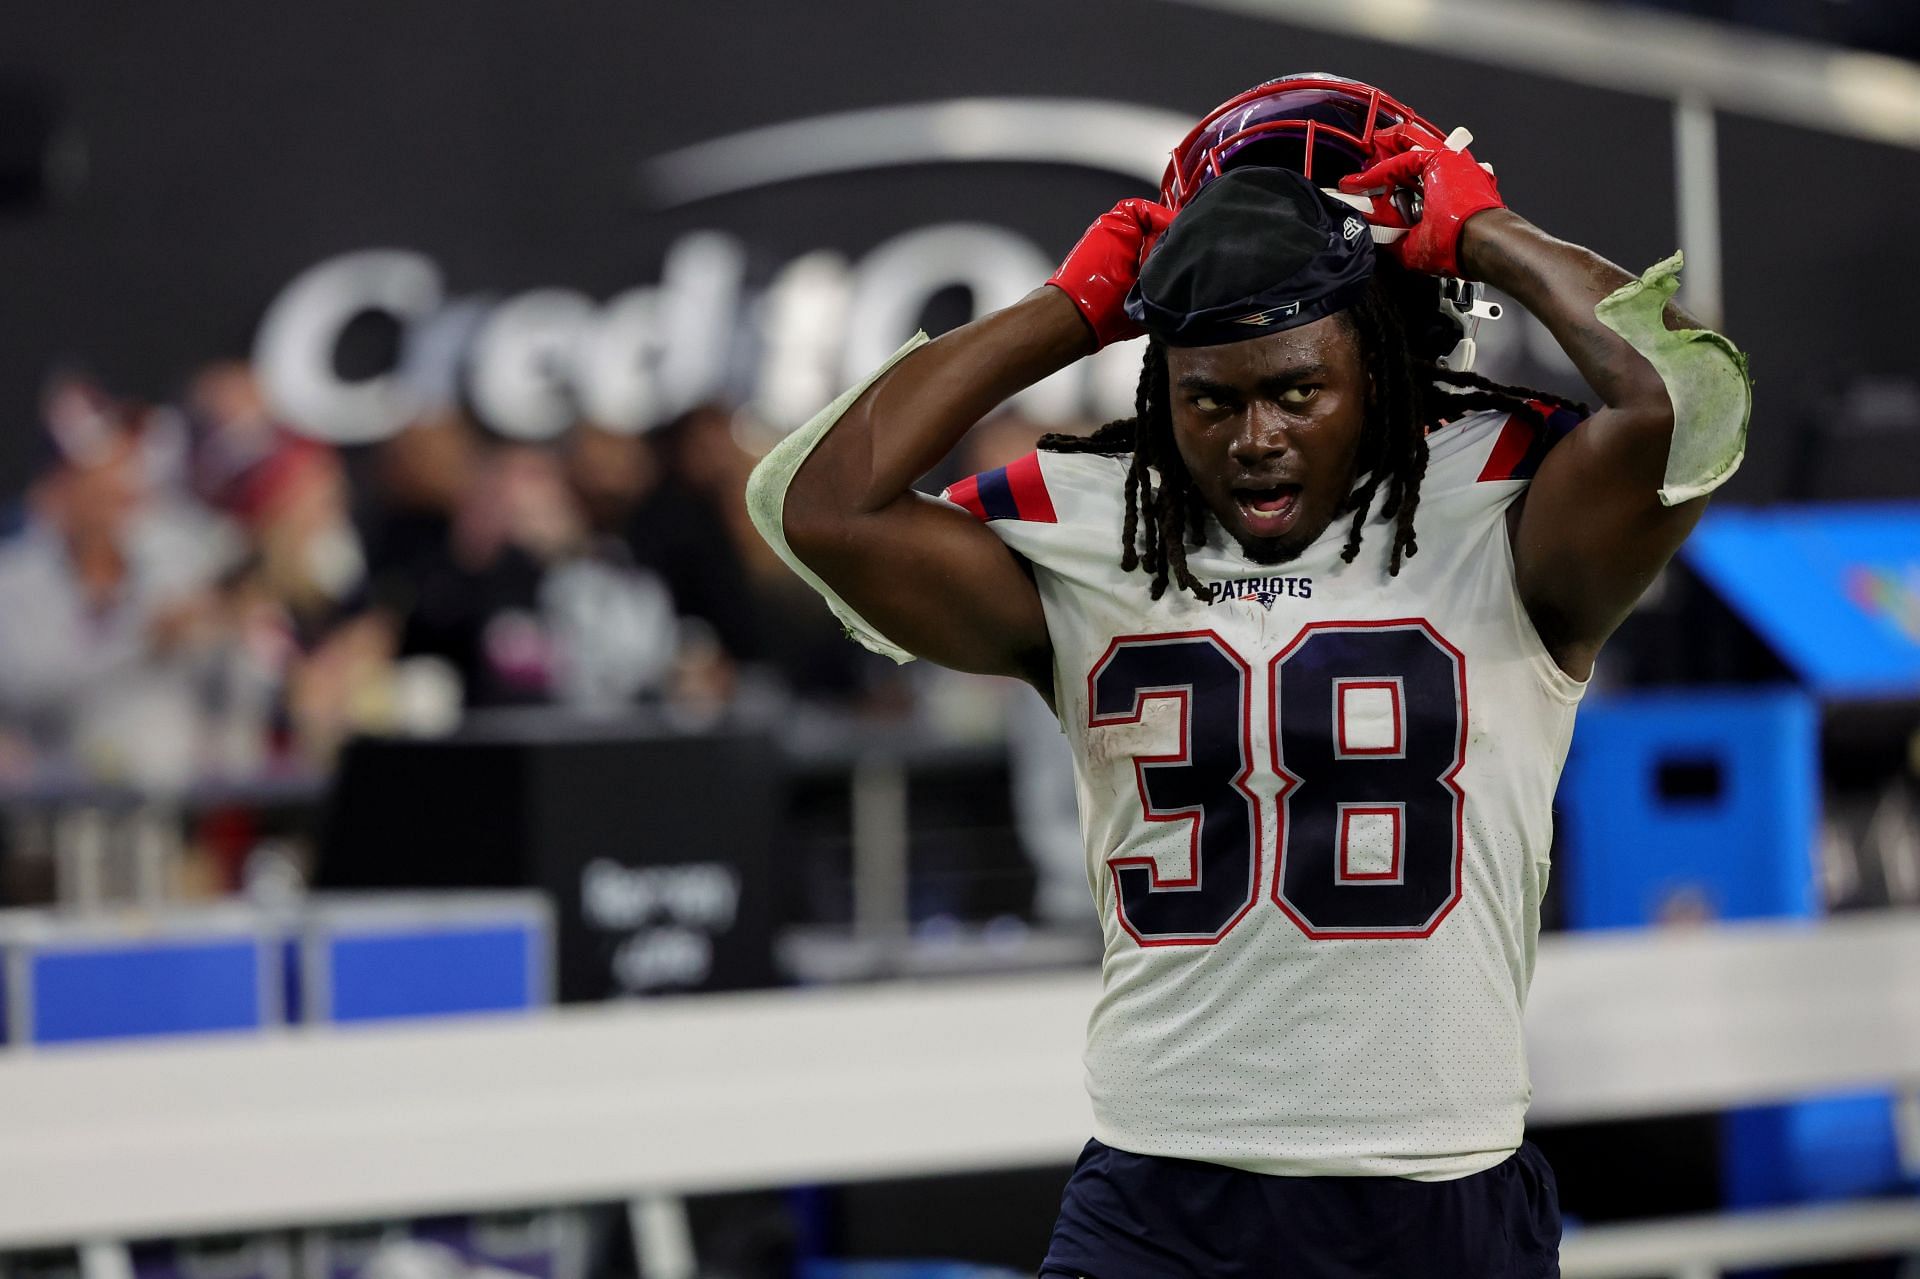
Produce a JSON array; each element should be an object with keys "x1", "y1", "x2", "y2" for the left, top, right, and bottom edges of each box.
[
  {"x1": 942, "y1": 474, "x2": 988, "y2": 520},
  {"x1": 1477, "y1": 415, "x2": 1535, "y2": 483},
  {"x1": 1005, "y1": 452, "x2": 1059, "y2": 523}
]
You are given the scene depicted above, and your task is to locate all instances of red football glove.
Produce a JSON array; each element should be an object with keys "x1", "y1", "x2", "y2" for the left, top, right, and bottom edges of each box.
[
  {"x1": 1046, "y1": 197, "x2": 1175, "y2": 349},
  {"x1": 1337, "y1": 127, "x2": 1505, "y2": 277}
]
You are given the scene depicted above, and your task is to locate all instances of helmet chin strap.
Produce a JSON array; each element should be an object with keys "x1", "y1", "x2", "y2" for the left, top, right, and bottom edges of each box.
[
  {"x1": 1322, "y1": 188, "x2": 1406, "y2": 244},
  {"x1": 1436, "y1": 279, "x2": 1503, "y2": 373},
  {"x1": 1437, "y1": 337, "x2": 1477, "y2": 373}
]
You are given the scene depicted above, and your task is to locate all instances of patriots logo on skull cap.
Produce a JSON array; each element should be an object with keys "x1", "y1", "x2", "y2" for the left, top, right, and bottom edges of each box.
[{"x1": 1233, "y1": 301, "x2": 1302, "y2": 327}]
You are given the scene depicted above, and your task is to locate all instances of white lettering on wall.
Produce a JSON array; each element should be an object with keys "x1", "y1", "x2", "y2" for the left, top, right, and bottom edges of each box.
[
  {"x1": 467, "y1": 288, "x2": 599, "y2": 440},
  {"x1": 256, "y1": 224, "x2": 1127, "y2": 445},
  {"x1": 254, "y1": 249, "x2": 443, "y2": 443},
  {"x1": 611, "y1": 927, "x2": 714, "y2": 991},
  {"x1": 580, "y1": 858, "x2": 741, "y2": 931}
]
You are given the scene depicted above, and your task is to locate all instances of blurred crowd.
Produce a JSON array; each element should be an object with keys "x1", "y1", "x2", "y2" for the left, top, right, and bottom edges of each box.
[{"x1": 0, "y1": 360, "x2": 1054, "y2": 796}]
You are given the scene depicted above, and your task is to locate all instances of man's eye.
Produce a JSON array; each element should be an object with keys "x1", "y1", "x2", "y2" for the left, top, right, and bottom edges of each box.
[
  {"x1": 1280, "y1": 386, "x2": 1320, "y2": 405},
  {"x1": 1193, "y1": 394, "x2": 1227, "y2": 413}
]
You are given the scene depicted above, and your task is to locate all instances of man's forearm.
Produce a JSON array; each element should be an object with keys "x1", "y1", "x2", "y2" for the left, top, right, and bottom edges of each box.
[
  {"x1": 1456, "y1": 209, "x2": 1674, "y2": 417},
  {"x1": 786, "y1": 286, "x2": 1092, "y2": 528}
]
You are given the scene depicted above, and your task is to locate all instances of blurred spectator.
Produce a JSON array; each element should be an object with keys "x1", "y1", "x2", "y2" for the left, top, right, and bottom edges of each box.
[
  {"x1": 0, "y1": 372, "x2": 245, "y2": 788},
  {"x1": 397, "y1": 440, "x2": 677, "y2": 711},
  {"x1": 563, "y1": 413, "x2": 772, "y2": 718},
  {"x1": 674, "y1": 404, "x2": 904, "y2": 710},
  {"x1": 188, "y1": 360, "x2": 399, "y2": 766},
  {"x1": 566, "y1": 422, "x2": 652, "y2": 539},
  {"x1": 592, "y1": 412, "x2": 765, "y2": 668},
  {"x1": 361, "y1": 407, "x2": 477, "y2": 591},
  {"x1": 190, "y1": 362, "x2": 368, "y2": 638}
]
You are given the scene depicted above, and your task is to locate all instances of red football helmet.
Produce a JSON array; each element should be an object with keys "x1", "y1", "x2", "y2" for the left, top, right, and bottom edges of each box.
[
  {"x1": 1160, "y1": 73, "x2": 1450, "y2": 211},
  {"x1": 1161, "y1": 74, "x2": 1497, "y2": 371}
]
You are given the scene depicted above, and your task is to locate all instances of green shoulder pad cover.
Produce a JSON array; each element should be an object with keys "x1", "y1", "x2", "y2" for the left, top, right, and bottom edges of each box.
[
  {"x1": 1592, "y1": 251, "x2": 1752, "y2": 506},
  {"x1": 744, "y1": 332, "x2": 930, "y2": 664}
]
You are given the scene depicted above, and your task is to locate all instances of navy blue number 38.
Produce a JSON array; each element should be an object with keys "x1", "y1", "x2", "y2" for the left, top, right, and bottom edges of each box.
[{"x1": 1088, "y1": 621, "x2": 1467, "y2": 946}]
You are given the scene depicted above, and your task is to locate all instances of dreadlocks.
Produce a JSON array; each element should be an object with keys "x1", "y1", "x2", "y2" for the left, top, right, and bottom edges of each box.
[{"x1": 1037, "y1": 275, "x2": 1589, "y2": 603}]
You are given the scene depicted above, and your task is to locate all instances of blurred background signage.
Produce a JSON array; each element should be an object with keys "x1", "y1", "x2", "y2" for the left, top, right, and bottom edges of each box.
[{"x1": 1687, "y1": 506, "x2": 1920, "y2": 698}]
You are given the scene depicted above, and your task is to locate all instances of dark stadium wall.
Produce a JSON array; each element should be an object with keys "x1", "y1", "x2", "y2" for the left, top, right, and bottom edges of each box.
[
  {"x1": 0, "y1": 0, "x2": 1906, "y2": 500},
  {"x1": 1715, "y1": 113, "x2": 1920, "y2": 499}
]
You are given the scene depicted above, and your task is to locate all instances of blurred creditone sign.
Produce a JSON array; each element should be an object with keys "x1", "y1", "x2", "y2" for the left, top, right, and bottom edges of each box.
[
  {"x1": 13, "y1": 0, "x2": 1908, "y2": 501},
  {"x1": 253, "y1": 99, "x2": 1190, "y2": 445},
  {"x1": 1685, "y1": 504, "x2": 1920, "y2": 699}
]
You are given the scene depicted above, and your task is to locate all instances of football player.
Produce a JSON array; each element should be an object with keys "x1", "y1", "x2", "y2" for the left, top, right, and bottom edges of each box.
[{"x1": 747, "y1": 76, "x2": 1748, "y2": 1277}]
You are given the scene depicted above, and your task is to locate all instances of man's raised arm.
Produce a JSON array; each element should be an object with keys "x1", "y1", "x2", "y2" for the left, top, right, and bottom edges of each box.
[
  {"x1": 747, "y1": 199, "x2": 1170, "y2": 687},
  {"x1": 1342, "y1": 137, "x2": 1750, "y2": 680}
]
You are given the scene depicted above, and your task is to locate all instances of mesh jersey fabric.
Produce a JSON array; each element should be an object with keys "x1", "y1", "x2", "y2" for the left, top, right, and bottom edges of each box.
[{"x1": 942, "y1": 407, "x2": 1585, "y2": 1180}]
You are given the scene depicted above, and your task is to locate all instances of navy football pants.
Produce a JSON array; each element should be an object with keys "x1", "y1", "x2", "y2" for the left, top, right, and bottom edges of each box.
[{"x1": 1040, "y1": 1138, "x2": 1561, "y2": 1278}]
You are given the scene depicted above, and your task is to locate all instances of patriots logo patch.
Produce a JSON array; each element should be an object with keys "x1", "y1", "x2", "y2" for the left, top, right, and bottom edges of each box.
[
  {"x1": 1232, "y1": 301, "x2": 1302, "y2": 327},
  {"x1": 1204, "y1": 575, "x2": 1313, "y2": 607}
]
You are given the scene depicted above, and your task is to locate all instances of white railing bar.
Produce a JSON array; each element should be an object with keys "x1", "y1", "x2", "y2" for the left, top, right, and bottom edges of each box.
[{"x1": 0, "y1": 917, "x2": 1917, "y2": 1248}]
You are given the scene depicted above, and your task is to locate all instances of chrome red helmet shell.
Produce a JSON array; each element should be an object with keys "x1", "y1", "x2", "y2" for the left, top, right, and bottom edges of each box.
[{"x1": 1160, "y1": 73, "x2": 1450, "y2": 210}]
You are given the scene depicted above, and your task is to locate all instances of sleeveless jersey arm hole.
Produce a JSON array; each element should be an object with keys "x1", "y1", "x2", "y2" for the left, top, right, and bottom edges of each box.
[
  {"x1": 1497, "y1": 489, "x2": 1590, "y2": 706},
  {"x1": 938, "y1": 451, "x2": 1060, "y2": 525},
  {"x1": 956, "y1": 450, "x2": 1131, "y2": 716},
  {"x1": 1427, "y1": 409, "x2": 1588, "y2": 704}
]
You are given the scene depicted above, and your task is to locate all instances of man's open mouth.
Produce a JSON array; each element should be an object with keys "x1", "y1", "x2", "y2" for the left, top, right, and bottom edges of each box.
[{"x1": 1232, "y1": 483, "x2": 1303, "y2": 538}]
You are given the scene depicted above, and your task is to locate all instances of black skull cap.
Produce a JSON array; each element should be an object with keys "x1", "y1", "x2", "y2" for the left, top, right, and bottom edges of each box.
[{"x1": 1125, "y1": 165, "x2": 1375, "y2": 348}]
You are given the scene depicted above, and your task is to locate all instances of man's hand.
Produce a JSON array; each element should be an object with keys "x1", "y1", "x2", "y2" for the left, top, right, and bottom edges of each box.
[
  {"x1": 1046, "y1": 197, "x2": 1175, "y2": 349},
  {"x1": 1338, "y1": 127, "x2": 1505, "y2": 277}
]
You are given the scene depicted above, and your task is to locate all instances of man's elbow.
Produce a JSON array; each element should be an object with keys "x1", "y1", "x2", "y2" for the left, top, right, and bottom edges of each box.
[
  {"x1": 776, "y1": 493, "x2": 846, "y2": 565},
  {"x1": 744, "y1": 449, "x2": 838, "y2": 568},
  {"x1": 777, "y1": 473, "x2": 894, "y2": 573},
  {"x1": 1630, "y1": 399, "x2": 1678, "y2": 447}
]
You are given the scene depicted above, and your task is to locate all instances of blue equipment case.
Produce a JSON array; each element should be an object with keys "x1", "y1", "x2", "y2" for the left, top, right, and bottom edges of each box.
[
  {"x1": 0, "y1": 906, "x2": 280, "y2": 1046},
  {"x1": 1558, "y1": 685, "x2": 1908, "y2": 1206},
  {"x1": 289, "y1": 892, "x2": 552, "y2": 1025}
]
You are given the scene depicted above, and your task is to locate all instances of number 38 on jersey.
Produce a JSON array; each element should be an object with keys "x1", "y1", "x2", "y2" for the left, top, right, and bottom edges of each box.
[{"x1": 1087, "y1": 618, "x2": 1468, "y2": 947}]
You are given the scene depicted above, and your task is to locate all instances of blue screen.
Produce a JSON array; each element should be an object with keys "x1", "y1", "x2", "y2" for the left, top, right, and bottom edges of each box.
[
  {"x1": 323, "y1": 925, "x2": 538, "y2": 1023},
  {"x1": 31, "y1": 939, "x2": 265, "y2": 1043},
  {"x1": 1684, "y1": 504, "x2": 1920, "y2": 698}
]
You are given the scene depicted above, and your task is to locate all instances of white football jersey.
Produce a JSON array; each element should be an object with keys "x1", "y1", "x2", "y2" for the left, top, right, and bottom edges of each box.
[{"x1": 942, "y1": 406, "x2": 1587, "y2": 1181}]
